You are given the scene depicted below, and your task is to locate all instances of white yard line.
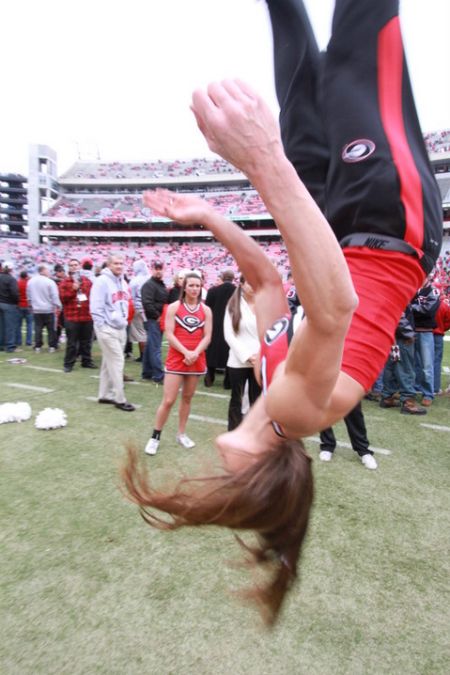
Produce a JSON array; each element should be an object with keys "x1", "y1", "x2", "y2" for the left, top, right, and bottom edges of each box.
[
  {"x1": 305, "y1": 436, "x2": 393, "y2": 455},
  {"x1": 420, "y1": 423, "x2": 450, "y2": 432},
  {"x1": 194, "y1": 390, "x2": 229, "y2": 400},
  {"x1": 24, "y1": 365, "x2": 63, "y2": 374},
  {"x1": 189, "y1": 413, "x2": 228, "y2": 426},
  {"x1": 5, "y1": 382, "x2": 54, "y2": 393}
]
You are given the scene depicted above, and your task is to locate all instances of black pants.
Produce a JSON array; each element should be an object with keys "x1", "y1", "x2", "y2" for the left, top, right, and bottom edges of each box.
[
  {"x1": 267, "y1": 0, "x2": 442, "y2": 273},
  {"x1": 320, "y1": 402, "x2": 371, "y2": 457},
  {"x1": 34, "y1": 313, "x2": 57, "y2": 349},
  {"x1": 64, "y1": 320, "x2": 94, "y2": 367},
  {"x1": 227, "y1": 367, "x2": 262, "y2": 431}
]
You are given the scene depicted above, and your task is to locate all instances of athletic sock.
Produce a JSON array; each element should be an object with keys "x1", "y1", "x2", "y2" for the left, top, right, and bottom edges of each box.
[{"x1": 152, "y1": 429, "x2": 161, "y2": 441}]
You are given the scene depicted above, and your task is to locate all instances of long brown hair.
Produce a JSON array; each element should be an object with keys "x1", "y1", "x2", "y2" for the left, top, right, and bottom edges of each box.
[
  {"x1": 121, "y1": 439, "x2": 313, "y2": 626},
  {"x1": 227, "y1": 275, "x2": 245, "y2": 334}
]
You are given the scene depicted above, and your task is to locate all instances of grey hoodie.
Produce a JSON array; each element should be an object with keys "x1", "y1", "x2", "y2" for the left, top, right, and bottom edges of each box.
[
  {"x1": 89, "y1": 268, "x2": 129, "y2": 329},
  {"x1": 27, "y1": 274, "x2": 62, "y2": 313},
  {"x1": 129, "y1": 260, "x2": 150, "y2": 314}
]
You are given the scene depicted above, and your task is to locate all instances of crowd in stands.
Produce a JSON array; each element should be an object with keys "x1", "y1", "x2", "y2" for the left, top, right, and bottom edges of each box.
[
  {"x1": 61, "y1": 158, "x2": 241, "y2": 181},
  {"x1": 423, "y1": 129, "x2": 450, "y2": 154},
  {"x1": 0, "y1": 239, "x2": 291, "y2": 287},
  {"x1": 43, "y1": 190, "x2": 268, "y2": 221}
]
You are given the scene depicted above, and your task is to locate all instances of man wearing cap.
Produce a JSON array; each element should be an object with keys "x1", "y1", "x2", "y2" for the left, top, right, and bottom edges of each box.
[
  {"x1": 141, "y1": 260, "x2": 168, "y2": 383},
  {"x1": 0, "y1": 261, "x2": 20, "y2": 352}
]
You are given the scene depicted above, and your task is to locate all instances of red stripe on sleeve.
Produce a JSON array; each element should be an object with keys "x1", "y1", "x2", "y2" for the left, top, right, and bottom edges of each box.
[{"x1": 377, "y1": 17, "x2": 424, "y2": 252}]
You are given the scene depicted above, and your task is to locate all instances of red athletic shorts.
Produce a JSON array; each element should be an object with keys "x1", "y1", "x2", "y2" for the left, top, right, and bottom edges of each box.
[{"x1": 342, "y1": 247, "x2": 425, "y2": 391}]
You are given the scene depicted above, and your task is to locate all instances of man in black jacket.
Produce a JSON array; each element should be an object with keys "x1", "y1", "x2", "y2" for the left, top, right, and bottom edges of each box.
[
  {"x1": 204, "y1": 269, "x2": 235, "y2": 387},
  {"x1": 0, "y1": 261, "x2": 19, "y2": 352},
  {"x1": 141, "y1": 261, "x2": 168, "y2": 383}
]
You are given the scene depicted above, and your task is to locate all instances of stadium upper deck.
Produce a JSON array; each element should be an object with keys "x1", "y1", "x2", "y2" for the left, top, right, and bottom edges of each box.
[{"x1": 28, "y1": 128, "x2": 450, "y2": 242}]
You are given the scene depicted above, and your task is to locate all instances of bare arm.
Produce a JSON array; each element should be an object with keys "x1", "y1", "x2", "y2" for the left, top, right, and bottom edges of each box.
[
  {"x1": 143, "y1": 190, "x2": 288, "y2": 341},
  {"x1": 190, "y1": 79, "x2": 357, "y2": 334}
]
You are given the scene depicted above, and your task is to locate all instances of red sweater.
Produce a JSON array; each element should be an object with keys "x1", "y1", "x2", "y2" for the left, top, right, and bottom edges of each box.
[
  {"x1": 434, "y1": 298, "x2": 450, "y2": 336},
  {"x1": 59, "y1": 275, "x2": 93, "y2": 322},
  {"x1": 17, "y1": 277, "x2": 29, "y2": 308}
]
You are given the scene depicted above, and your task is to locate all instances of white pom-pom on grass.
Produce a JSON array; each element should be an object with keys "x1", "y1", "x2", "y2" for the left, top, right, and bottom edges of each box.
[
  {"x1": 35, "y1": 408, "x2": 67, "y2": 430},
  {"x1": 0, "y1": 402, "x2": 32, "y2": 424}
]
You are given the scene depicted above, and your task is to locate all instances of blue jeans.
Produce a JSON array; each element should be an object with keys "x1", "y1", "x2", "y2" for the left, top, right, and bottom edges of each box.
[
  {"x1": 16, "y1": 307, "x2": 33, "y2": 346},
  {"x1": 382, "y1": 339, "x2": 417, "y2": 402},
  {"x1": 414, "y1": 331, "x2": 435, "y2": 400},
  {"x1": 0, "y1": 303, "x2": 19, "y2": 352},
  {"x1": 433, "y1": 333, "x2": 444, "y2": 394},
  {"x1": 142, "y1": 319, "x2": 164, "y2": 381}
]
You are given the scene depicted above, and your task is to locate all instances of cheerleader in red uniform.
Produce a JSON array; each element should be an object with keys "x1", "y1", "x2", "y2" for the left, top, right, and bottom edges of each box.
[{"x1": 145, "y1": 273, "x2": 212, "y2": 455}]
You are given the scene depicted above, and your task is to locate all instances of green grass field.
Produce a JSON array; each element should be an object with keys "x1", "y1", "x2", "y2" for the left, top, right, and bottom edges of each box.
[{"x1": 1, "y1": 341, "x2": 449, "y2": 675}]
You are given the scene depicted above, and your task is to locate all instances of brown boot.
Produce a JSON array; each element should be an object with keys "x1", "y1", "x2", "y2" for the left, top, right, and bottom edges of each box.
[
  {"x1": 401, "y1": 398, "x2": 427, "y2": 415},
  {"x1": 379, "y1": 396, "x2": 400, "y2": 408}
]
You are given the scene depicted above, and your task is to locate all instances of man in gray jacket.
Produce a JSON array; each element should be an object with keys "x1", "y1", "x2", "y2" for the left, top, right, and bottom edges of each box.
[
  {"x1": 90, "y1": 254, "x2": 135, "y2": 411},
  {"x1": 27, "y1": 264, "x2": 62, "y2": 352}
]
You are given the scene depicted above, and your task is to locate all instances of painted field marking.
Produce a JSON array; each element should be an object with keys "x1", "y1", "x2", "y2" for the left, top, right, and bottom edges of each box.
[
  {"x1": 305, "y1": 436, "x2": 392, "y2": 456},
  {"x1": 194, "y1": 390, "x2": 229, "y2": 400},
  {"x1": 25, "y1": 365, "x2": 63, "y2": 374},
  {"x1": 189, "y1": 415, "x2": 393, "y2": 454},
  {"x1": 190, "y1": 413, "x2": 227, "y2": 426},
  {"x1": 5, "y1": 382, "x2": 54, "y2": 393},
  {"x1": 420, "y1": 423, "x2": 450, "y2": 432}
]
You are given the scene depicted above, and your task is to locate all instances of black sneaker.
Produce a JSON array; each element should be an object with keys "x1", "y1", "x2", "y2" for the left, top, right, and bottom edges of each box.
[{"x1": 115, "y1": 401, "x2": 135, "y2": 412}]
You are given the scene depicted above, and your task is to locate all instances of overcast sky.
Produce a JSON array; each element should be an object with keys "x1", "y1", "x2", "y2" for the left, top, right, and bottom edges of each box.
[{"x1": 1, "y1": 0, "x2": 449, "y2": 176}]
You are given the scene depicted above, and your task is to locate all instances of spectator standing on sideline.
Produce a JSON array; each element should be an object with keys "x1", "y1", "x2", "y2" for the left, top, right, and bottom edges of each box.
[
  {"x1": 0, "y1": 261, "x2": 19, "y2": 353},
  {"x1": 141, "y1": 261, "x2": 168, "y2": 384},
  {"x1": 319, "y1": 402, "x2": 377, "y2": 469},
  {"x1": 53, "y1": 263, "x2": 66, "y2": 345},
  {"x1": 433, "y1": 295, "x2": 450, "y2": 395},
  {"x1": 128, "y1": 259, "x2": 150, "y2": 363},
  {"x1": 411, "y1": 279, "x2": 440, "y2": 406},
  {"x1": 380, "y1": 306, "x2": 427, "y2": 415},
  {"x1": 204, "y1": 269, "x2": 235, "y2": 386},
  {"x1": 59, "y1": 258, "x2": 96, "y2": 373},
  {"x1": 16, "y1": 270, "x2": 33, "y2": 347},
  {"x1": 90, "y1": 254, "x2": 135, "y2": 411},
  {"x1": 27, "y1": 264, "x2": 61, "y2": 352},
  {"x1": 223, "y1": 276, "x2": 261, "y2": 430},
  {"x1": 80, "y1": 258, "x2": 95, "y2": 282},
  {"x1": 167, "y1": 269, "x2": 187, "y2": 303}
]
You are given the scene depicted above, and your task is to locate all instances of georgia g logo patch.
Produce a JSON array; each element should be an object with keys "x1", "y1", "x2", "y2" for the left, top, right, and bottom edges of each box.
[
  {"x1": 176, "y1": 314, "x2": 204, "y2": 333},
  {"x1": 264, "y1": 317, "x2": 289, "y2": 346},
  {"x1": 342, "y1": 139, "x2": 376, "y2": 163}
]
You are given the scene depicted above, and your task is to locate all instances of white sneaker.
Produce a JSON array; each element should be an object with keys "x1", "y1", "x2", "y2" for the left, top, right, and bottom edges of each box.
[
  {"x1": 176, "y1": 433, "x2": 195, "y2": 449},
  {"x1": 48, "y1": 347, "x2": 56, "y2": 353},
  {"x1": 361, "y1": 453, "x2": 378, "y2": 470},
  {"x1": 144, "y1": 437, "x2": 160, "y2": 455},
  {"x1": 319, "y1": 450, "x2": 333, "y2": 462}
]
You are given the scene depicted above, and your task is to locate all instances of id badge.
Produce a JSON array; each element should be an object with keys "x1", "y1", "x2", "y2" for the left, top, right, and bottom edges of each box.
[{"x1": 77, "y1": 293, "x2": 88, "y2": 302}]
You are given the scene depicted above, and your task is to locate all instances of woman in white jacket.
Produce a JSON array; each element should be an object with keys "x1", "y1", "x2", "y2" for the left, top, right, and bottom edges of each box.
[{"x1": 224, "y1": 276, "x2": 261, "y2": 430}]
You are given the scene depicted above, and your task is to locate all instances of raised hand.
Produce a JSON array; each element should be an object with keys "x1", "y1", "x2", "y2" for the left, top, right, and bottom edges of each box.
[
  {"x1": 143, "y1": 189, "x2": 212, "y2": 226},
  {"x1": 191, "y1": 79, "x2": 282, "y2": 174}
]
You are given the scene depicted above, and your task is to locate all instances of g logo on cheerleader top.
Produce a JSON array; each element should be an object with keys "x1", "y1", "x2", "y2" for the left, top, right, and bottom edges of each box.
[
  {"x1": 176, "y1": 314, "x2": 204, "y2": 332},
  {"x1": 264, "y1": 317, "x2": 290, "y2": 345},
  {"x1": 342, "y1": 139, "x2": 376, "y2": 163}
]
